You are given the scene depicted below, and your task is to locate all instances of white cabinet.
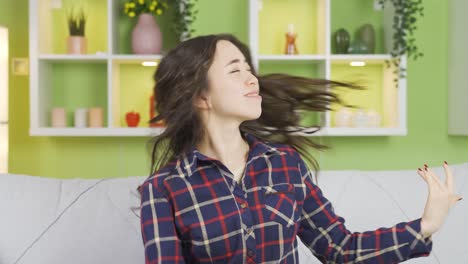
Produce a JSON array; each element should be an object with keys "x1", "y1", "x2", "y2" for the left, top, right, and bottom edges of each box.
[
  {"x1": 448, "y1": 0, "x2": 468, "y2": 135},
  {"x1": 29, "y1": 0, "x2": 406, "y2": 137}
]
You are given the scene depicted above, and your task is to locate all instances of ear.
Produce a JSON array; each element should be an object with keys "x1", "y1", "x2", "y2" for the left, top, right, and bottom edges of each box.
[{"x1": 194, "y1": 92, "x2": 211, "y2": 110}]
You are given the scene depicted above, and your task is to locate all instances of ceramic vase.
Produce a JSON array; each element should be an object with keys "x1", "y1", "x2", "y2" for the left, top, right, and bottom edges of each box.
[
  {"x1": 131, "y1": 13, "x2": 162, "y2": 54},
  {"x1": 358, "y1": 23, "x2": 376, "y2": 54},
  {"x1": 67, "y1": 36, "x2": 87, "y2": 54},
  {"x1": 334, "y1": 28, "x2": 350, "y2": 54}
]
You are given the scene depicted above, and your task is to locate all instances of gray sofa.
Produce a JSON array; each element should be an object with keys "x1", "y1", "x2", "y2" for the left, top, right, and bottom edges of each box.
[{"x1": 1, "y1": 163, "x2": 467, "y2": 263}]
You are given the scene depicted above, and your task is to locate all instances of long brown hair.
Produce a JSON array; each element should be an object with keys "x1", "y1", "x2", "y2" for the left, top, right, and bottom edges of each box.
[{"x1": 147, "y1": 33, "x2": 363, "y2": 182}]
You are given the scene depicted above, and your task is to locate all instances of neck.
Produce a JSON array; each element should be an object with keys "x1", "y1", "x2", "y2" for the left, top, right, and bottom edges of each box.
[{"x1": 196, "y1": 125, "x2": 249, "y2": 171}]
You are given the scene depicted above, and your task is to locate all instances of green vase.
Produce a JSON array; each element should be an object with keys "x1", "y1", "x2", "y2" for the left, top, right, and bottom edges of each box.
[
  {"x1": 348, "y1": 40, "x2": 369, "y2": 54},
  {"x1": 334, "y1": 28, "x2": 350, "y2": 54},
  {"x1": 358, "y1": 23, "x2": 375, "y2": 54}
]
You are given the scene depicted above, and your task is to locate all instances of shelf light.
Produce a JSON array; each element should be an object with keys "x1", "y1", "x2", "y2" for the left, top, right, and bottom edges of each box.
[
  {"x1": 142, "y1": 61, "x2": 158, "y2": 67},
  {"x1": 350, "y1": 61, "x2": 366, "y2": 67}
]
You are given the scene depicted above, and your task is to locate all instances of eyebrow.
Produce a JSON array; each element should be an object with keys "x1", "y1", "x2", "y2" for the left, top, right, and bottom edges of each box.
[{"x1": 225, "y1": 59, "x2": 248, "y2": 67}]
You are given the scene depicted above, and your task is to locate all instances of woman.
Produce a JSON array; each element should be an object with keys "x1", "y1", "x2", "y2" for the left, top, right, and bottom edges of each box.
[{"x1": 138, "y1": 33, "x2": 462, "y2": 263}]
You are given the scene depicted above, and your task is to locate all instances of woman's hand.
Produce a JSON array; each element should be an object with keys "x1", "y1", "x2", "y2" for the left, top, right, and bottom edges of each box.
[{"x1": 417, "y1": 162, "x2": 463, "y2": 238}]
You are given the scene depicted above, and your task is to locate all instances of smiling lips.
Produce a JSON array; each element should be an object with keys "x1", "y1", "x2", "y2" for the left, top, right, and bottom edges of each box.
[{"x1": 244, "y1": 90, "x2": 262, "y2": 99}]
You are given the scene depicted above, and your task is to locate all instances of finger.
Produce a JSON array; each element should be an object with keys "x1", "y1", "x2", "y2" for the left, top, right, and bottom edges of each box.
[
  {"x1": 425, "y1": 167, "x2": 445, "y2": 190},
  {"x1": 417, "y1": 168, "x2": 427, "y2": 183},
  {"x1": 443, "y1": 161, "x2": 454, "y2": 193},
  {"x1": 418, "y1": 168, "x2": 436, "y2": 193}
]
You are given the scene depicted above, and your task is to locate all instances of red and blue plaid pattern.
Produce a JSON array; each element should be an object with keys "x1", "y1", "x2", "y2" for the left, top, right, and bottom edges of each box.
[{"x1": 139, "y1": 132, "x2": 432, "y2": 263}]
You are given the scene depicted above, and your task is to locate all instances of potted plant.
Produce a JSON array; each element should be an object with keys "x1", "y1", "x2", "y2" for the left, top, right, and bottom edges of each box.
[
  {"x1": 67, "y1": 7, "x2": 87, "y2": 54},
  {"x1": 378, "y1": 0, "x2": 424, "y2": 80},
  {"x1": 123, "y1": 0, "x2": 169, "y2": 54}
]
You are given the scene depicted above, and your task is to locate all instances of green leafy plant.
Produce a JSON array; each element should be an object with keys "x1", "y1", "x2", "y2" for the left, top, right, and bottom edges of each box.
[
  {"x1": 67, "y1": 8, "x2": 87, "y2": 36},
  {"x1": 173, "y1": 0, "x2": 199, "y2": 42},
  {"x1": 378, "y1": 0, "x2": 424, "y2": 81}
]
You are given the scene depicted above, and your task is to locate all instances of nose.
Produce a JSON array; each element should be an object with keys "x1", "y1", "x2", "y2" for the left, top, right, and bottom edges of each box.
[{"x1": 245, "y1": 72, "x2": 258, "y2": 87}]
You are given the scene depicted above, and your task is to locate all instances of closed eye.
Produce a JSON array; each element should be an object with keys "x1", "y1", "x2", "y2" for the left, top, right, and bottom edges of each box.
[{"x1": 230, "y1": 69, "x2": 252, "y2": 74}]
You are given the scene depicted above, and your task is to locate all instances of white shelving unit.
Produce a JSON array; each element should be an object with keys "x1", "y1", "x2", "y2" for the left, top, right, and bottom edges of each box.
[
  {"x1": 448, "y1": 0, "x2": 468, "y2": 135},
  {"x1": 29, "y1": 0, "x2": 407, "y2": 137}
]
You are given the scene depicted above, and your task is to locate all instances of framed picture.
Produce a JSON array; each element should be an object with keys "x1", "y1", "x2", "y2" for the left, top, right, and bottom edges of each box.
[{"x1": 12, "y1": 58, "x2": 29, "y2": 75}]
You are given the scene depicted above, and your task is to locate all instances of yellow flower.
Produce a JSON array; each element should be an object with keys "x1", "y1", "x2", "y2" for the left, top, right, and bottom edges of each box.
[
  {"x1": 138, "y1": 0, "x2": 144, "y2": 5},
  {"x1": 156, "y1": 8, "x2": 162, "y2": 15},
  {"x1": 149, "y1": 5, "x2": 155, "y2": 11},
  {"x1": 129, "y1": 2, "x2": 135, "y2": 7},
  {"x1": 129, "y1": 11, "x2": 135, "y2": 17}
]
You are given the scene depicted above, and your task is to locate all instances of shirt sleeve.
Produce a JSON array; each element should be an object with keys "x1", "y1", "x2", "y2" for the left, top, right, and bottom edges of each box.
[
  {"x1": 139, "y1": 182, "x2": 187, "y2": 264},
  {"x1": 293, "y1": 152, "x2": 433, "y2": 263}
]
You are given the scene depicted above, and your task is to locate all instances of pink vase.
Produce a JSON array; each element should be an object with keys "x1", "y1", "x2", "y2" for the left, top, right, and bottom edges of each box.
[{"x1": 131, "y1": 13, "x2": 162, "y2": 54}]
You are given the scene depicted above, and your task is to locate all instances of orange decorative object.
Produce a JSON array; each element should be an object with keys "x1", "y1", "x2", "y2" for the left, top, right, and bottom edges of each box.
[{"x1": 284, "y1": 24, "x2": 299, "y2": 55}]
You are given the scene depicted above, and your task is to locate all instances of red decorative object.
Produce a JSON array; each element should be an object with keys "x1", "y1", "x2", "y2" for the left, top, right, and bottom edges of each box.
[{"x1": 125, "y1": 111, "x2": 140, "y2": 127}]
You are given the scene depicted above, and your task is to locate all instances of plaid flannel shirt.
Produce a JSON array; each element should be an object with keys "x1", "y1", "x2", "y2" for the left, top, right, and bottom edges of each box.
[{"x1": 138, "y1": 132, "x2": 432, "y2": 263}]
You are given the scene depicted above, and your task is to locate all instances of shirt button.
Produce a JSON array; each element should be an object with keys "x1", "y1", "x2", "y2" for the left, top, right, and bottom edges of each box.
[
  {"x1": 247, "y1": 249, "x2": 255, "y2": 257},
  {"x1": 246, "y1": 227, "x2": 254, "y2": 234},
  {"x1": 240, "y1": 203, "x2": 247, "y2": 209}
]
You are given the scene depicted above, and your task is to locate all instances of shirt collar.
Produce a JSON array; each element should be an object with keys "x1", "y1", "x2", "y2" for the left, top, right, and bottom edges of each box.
[{"x1": 175, "y1": 132, "x2": 283, "y2": 178}]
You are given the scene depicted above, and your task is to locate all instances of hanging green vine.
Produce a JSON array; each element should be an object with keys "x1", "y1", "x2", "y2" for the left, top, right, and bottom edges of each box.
[
  {"x1": 378, "y1": 0, "x2": 424, "y2": 82},
  {"x1": 173, "y1": 0, "x2": 199, "y2": 42}
]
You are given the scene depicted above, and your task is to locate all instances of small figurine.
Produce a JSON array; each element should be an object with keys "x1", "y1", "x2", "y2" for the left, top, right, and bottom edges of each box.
[{"x1": 284, "y1": 23, "x2": 299, "y2": 55}]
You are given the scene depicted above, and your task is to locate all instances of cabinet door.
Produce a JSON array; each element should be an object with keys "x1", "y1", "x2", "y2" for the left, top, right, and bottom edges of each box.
[{"x1": 448, "y1": 0, "x2": 468, "y2": 135}]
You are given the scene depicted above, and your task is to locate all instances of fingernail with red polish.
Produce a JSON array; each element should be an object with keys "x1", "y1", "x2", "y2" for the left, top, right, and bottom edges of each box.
[
  {"x1": 424, "y1": 164, "x2": 428, "y2": 168},
  {"x1": 444, "y1": 161, "x2": 448, "y2": 165},
  {"x1": 458, "y1": 198, "x2": 463, "y2": 201},
  {"x1": 418, "y1": 168, "x2": 422, "y2": 171},
  {"x1": 424, "y1": 167, "x2": 428, "y2": 171}
]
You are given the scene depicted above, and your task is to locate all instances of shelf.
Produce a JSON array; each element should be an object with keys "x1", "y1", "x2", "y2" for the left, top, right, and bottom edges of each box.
[
  {"x1": 330, "y1": 0, "x2": 388, "y2": 54},
  {"x1": 259, "y1": 60, "x2": 326, "y2": 77},
  {"x1": 111, "y1": 0, "x2": 179, "y2": 55},
  {"x1": 257, "y1": 0, "x2": 326, "y2": 55},
  {"x1": 328, "y1": 58, "x2": 401, "y2": 130},
  {"x1": 330, "y1": 54, "x2": 392, "y2": 62},
  {"x1": 35, "y1": 60, "x2": 108, "y2": 128},
  {"x1": 29, "y1": 126, "x2": 405, "y2": 137},
  {"x1": 36, "y1": 0, "x2": 108, "y2": 55},
  {"x1": 111, "y1": 59, "x2": 160, "y2": 128},
  {"x1": 38, "y1": 54, "x2": 108, "y2": 62},
  {"x1": 258, "y1": 54, "x2": 326, "y2": 61},
  {"x1": 111, "y1": 54, "x2": 164, "y2": 63},
  {"x1": 30, "y1": 127, "x2": 165, "y2": 137},
  {"x1": 291, "y1": 127, "x2": 407, "y2": 137}
]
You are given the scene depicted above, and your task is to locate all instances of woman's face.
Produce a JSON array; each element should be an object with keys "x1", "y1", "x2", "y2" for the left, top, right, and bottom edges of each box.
[{"x1": 200, "y1": 40, "x2": 262, "y2": 123}]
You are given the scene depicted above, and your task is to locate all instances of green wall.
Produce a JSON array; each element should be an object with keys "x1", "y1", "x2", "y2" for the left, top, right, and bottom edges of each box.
[{"x1": 1, "y1": 0, "x2": 466, "y2": 179}]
